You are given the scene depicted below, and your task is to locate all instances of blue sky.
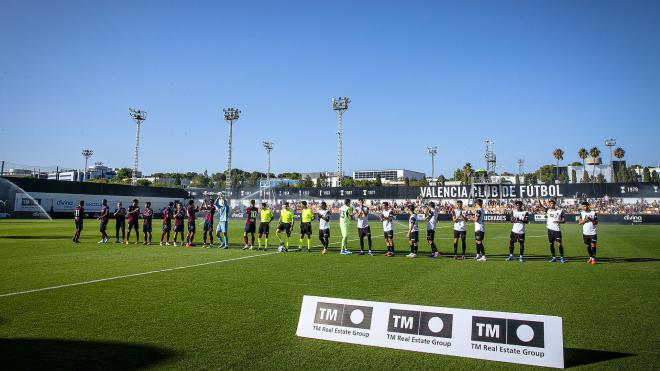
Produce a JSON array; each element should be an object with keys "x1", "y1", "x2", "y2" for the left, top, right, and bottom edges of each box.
[{"x1": 1, "y1": 0, "x2": 659, "y2": 177}]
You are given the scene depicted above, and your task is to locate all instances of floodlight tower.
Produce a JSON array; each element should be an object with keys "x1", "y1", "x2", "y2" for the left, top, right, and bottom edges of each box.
[
  {"x1": 223, "y1": 108, "x2": 241, "y2": 200},
  {"x1": 484, "y1": 140, "x2": 497, "y2": 177},
  {"x1": 129, "y1": 108, "x2": 147, "y2": 186},
  {"x1": 263, "y1": 141, "x2": 274, "y2": 204},
  {"x1": 605, "y1": 138, "x2": 616, "y2": 182},
  {"x1": 81, "y1": 149, "x2": 93, "y2": 182},
  {"x1": 517, "y1": 158, "x2": 525, "y2": 175},
  {"x1": 427, "y1": 146, "x2": 438, "y2": 180},
  {"x1": 332, "y1": 97, "x2": 350, "y2": 186}
]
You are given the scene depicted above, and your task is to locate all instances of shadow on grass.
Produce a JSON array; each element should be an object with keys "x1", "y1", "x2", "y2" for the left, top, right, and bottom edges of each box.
[
  {"x1": 0, "y1": 338, "x2": 179, "y2": 370},
  {"x1": 565, "y1": 347, "x2": 634, "y2": 368},
  {"x1": 0, "y1": 235, "x2": 70, "y2": 240}
]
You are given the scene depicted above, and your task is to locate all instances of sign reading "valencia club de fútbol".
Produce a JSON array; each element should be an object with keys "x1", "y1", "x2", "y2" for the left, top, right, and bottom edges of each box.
[{"x1": 296, "y1": 296, "x2": 564, "y2": 368}]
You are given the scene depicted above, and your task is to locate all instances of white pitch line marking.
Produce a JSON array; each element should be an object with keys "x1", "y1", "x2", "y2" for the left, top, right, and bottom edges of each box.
[
  {"x1": 0, "y1": 228, "x2": 544, "y2": 298},
  {"x1": 0, "y1": 252, "x2": 278, "y2": 298}
]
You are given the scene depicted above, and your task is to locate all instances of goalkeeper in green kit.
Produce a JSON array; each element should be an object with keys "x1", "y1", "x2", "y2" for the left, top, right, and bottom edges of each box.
[{"x1": 339, "y1": 199, "x2": 353, "y2": 255}]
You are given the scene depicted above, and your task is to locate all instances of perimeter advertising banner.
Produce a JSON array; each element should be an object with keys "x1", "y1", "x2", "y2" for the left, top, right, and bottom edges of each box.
[
  {"x1": 227, "y1": 183, "x2": 660, "y2": 200},
  {"x1": 296, "y1": 296, "x2": 564, "y2": 368}
]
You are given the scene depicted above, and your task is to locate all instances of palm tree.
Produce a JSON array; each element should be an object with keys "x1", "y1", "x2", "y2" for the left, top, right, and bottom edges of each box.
[
  {"x1": 553, "y1": 148, "x2": 564, "y2": 183},
  {"x1": 613, "y1": 147, "x2": 625, "y2": 182},
  {"x1": 462, "y1": 162, "x2": 473, "y2": 185},
  {"x1": 589, "y1": 146, "x2": 601, "y2": 183},
  {"x1": 577, "y1": 148, "x2": 588, "y2": 183}
]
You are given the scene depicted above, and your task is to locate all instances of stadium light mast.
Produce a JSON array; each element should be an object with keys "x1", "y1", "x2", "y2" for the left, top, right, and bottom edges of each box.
[
  {"x1": 517, "y1": 158, "x2": 525, "y2": 175},
  {"x1": 605, "y1": 138, "x2": 616, "y2": 182},
  {"x1": 223, "y1": 108, "x2": 241, "y2": 201},
  {"x1": 485, "y1": 140, "x2": 497, "y2": 176},
  {"x1": 81, "y1": 149, "x2": 93, "y2": 182},
  {"x1": 427, "y1": 146, "x2": 438, "y2": 180},
  {"x1": 129, "y1": 108, "x2": 147, "y2": 186},
  {"x1": 332, "y1": 97, "x2": 350, "y2": 186},
  {"x1": 263, "y1": 141, "x2": 274, "y2": 204}
]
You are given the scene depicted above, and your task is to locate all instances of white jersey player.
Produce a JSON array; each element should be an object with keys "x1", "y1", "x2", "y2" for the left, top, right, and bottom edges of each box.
[
  {"x1": 317, "y1": 202, "x2": 331, "y2": 254},
  {"x1": 380, "y1": 202, "x2": 395, "y2": 257},
  {"x1": 578, "y1": 201, "x2": 599, "y2": 265},
  {"x1": 452, "y1": 200, "x2": 468, "y2": 259},
  {"x1": 507, "y1": 200, "x2": 529, "y2": 262},
  {"x1": 541, "y1": 198, "x2": 566, "y2": 263}
]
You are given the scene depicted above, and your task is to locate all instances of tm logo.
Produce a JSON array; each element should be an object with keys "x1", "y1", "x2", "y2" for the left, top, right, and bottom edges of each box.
[
  {"x1": 471, "y1": 316, "x2": 544, "y2": 348},
  {"x1": 387, "y1": 309, "x2": 453, "y2": 338},
  {"x1": 314, "y1": 302, "x2": 372, "y2": 329}
]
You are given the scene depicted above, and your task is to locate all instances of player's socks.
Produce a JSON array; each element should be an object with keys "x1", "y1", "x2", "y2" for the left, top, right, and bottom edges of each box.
[
  {"x1": 264, "y1": 238, "x2": 269, "y2": 248},
  {"x1": 550, "y1": 244, "x2": 556, "y2": 257},
  {"x1": 519, "y1": 242, "x2": 525, "y2": 256},
  {"x1": 299, "y1": 239, "x2": 303, "y2": 249},
  {"x1": 453, "y1": 243, "x2": 457, "y2": 255},
  {"x1": 559, "y1": 244, "x2": 564, "y2": 257},
  {"x1": 307, "y1": 239, "x2": 311, "y2": 250},
  {"x1": 368, "y1": 236, "x2": 372, "y2": 250},
  {"x1": 509, "y1": 244, "x2": 514, "y2": 255},
  {"x1": 430, "y1": 242, "x2": 437, "y2": 253},
  {"x1": 461, "y1": 241, "x2": 466, "y2": 256}
]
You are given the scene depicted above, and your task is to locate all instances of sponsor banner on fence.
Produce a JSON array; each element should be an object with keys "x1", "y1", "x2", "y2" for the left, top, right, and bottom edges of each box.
[{"x1": 296, "y1": 296, "x2": 564, "y2": 369}]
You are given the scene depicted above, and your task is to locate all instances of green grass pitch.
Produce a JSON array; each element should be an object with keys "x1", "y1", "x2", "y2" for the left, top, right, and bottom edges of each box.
[{"x1": 0, "y1": 219, "x2": 658, "y2": 370}]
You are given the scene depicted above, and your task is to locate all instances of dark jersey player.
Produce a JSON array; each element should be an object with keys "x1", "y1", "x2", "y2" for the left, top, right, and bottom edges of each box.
[
  {"x1": 173, "y1": 202, "x2": 185, "y2": 246},
  {"x1": 185, "y1": 200, "x2": 199, "y2": 247},
  {"x1": 243, "y1": 199, "x2": 258, "y2": 250},
  {"x1": 126, "y1": 199, "x2": 140, "y2": 244},
  {"x1": 142, "y1": 201, "x2": 154, "y2": 245},
  {"x1": 160, "y1": 202, "x2": 174, "y2": 246},
  {"x1": 72, "y1": 200, "x2": 85, "y2": 243},
  {"x1": 201, "y1": 201, "x2": 216, "y2": 247},
  {"x1": 114, "y1": 202, "x2": 126, "y2": 243},
  {"x1": 97, "y1": 199, "x2": 109, "y2": 244}
]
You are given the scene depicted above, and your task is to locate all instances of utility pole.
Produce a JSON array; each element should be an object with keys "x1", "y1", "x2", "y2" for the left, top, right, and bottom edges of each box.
[
  {"x1": 129, "y1": 108, "x2": 147, "y2": 186},
  {"x1": 332, "y1": 97, "x2": 350, "y2": 186},
  {"x1": 223, "y1": 108, "x2": 241, "y2": 201}
]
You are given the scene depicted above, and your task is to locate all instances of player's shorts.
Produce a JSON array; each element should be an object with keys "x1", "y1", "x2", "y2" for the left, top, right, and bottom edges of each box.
[
  {"x1": 99, "y1": 221, "x2": 107, "y2": 232},
  {"x1": 278, "y1": 223, "x2": 292, "y2": 236},
  {"x1": 203, "y1": 221, "x2": 213, "y2": 232},
  {"x1": 143, "y1": 223, "x2": 152, "y2": 233},
  {"x1": 409, "y1": 231, "x2": 419, "y2": 242},
  {"x1": 244, "y1": 222, "x2": 256, "y2": 234},
  {"x1": 383, "y1": 230, "x2": 394, "y2": 240},
  {"x1": 216, "y1": 221, "x2": 228, "y2": 233},
  {"x1": 583, "y1": 234, "x2": 597, "y2": 245},
  {"x1": 188, "y1": 221, "x2": 196, "y2": 232},
  {"x1": 258, "y1": 222, "x2": 270, "y2": 235},
  {"x1": 319, "y1": 228, "x2": 330, "y2": 239},
  {"x1": 300, "y1": 222, "x2": 312, "y2": 236},
  {"x1": 162, "y1": 222, "x2": 171, "y2": 232},
  {"x1": 474, "y1": 231, "x2": 485, "y2": 241},
  {"x1": 75, "y1": 219, "x2": 83, "y2": 231},
  {"x1": 116, "y1": 219, "x2": 125, "y2": 228},
  {"x1": 547, "y1": 229, "x2": 562, "y2": 243},
  {"x1": 510, "y1": 232, "x2": 525, "y2": 243},
  {"x1": 426, "y1": 229, "x2": 435, "y2": 240},
  {"x1": 128, "y1": 219, "x2": 139, "y2": 230},
  {"x1": 358, "y1": 226, "x2": 371, "y2": 238},
  {"x1": 453, "y1": 230, "x2": 466, "y2": 239},
  {"x1": 174, "y1": 223, "x2": 183, "y2": 232}
]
